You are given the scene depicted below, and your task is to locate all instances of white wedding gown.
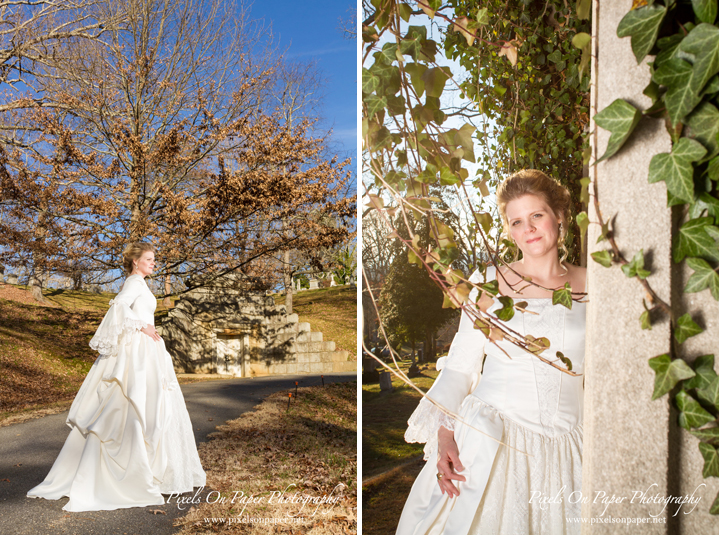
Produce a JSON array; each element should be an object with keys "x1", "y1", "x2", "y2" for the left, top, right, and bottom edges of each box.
[
  {"x1": 397, "y1": 265, "x2": 586, "y2": 534},
  {"x1": 27, "y1": 274, "x2": 206, "y2": 512}
]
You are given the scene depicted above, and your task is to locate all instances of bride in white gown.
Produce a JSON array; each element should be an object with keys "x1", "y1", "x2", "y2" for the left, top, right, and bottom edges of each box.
[
  {"x1": 27, "y1": 242, "x2": 206, "y2": 512},
  {"x1": 396, "y1": 170, "x2": 587, "y2": 534}
]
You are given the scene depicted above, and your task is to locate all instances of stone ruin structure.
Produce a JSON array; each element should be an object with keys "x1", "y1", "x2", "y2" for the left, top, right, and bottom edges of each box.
[{"x1": 156, "y1": 273, "x2": 355, "y2": 377}]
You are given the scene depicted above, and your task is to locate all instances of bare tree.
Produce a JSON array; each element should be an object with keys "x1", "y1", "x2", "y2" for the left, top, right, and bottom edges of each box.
[{"x1": 269, "y1": 59, "x2": 327, "y2": 314}]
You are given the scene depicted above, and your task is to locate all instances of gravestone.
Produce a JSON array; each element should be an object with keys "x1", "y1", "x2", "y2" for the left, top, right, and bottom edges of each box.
[
  {"x1": 379, "y1": 371, "x2": 393, "y2": 392},
  {"x1": 7, "y1": 274, "x2": 18, "y2": 285},
  {"x1": 309, "y1": 279, "x2": 319, "y2": 290}
]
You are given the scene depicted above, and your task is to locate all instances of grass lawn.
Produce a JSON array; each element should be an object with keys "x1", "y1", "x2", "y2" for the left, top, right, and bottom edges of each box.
[
  {"x1": 274, "y1": 286, "x2": 357, "y2": 356},
  {"x1": 362, "y1": 359, "x2": 441, "y2": 535},
  {"x1": 174, "y1": 381, "x2": 357, "y2": 534}
]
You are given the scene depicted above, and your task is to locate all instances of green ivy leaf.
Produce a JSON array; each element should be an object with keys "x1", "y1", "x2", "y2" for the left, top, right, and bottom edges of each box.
[
  {"x1": 422, "y1": 67, "x2": 451, "y2": 98},
  {"x1": 690, "y1": 426, "x2": 719, "y2": 445},
  {"x1": 616, "y1": 4, "x2": 667, "y2": 64},
  {"x1": 696, "y1": 192, "x2": 719, "y2": 221},
  {"x1": 401, "y1": 26, "x2": 428, "y2": 61},
  {"x1": 685, "y1": 354, "x2": 717, "y2": 390},
  {"x1": 404, "y1": 62, "x2": 428, "y2": 97},
  {"x1": 591, "y1": 250, "x2": 613, "y2": 267},
  {"x1": 711, "y1": 491, "x2": 719, "y2": 515},
  {"x1": 476, "y1": 7, "x2": 490, "y2": 25},
  {"x1": 698, "y1": 442, "x2": 719, "y2": 478},
  {"x1": 364, "y1": 95, "x2": 387, "y2": 119},
  {"x1": 576, "y1": 211, "x2": 589, "y2": 253},
  {"x1": 649, "y1": 354, "x2": 696, "y2": 400},
  {"x1": 648, "y1": 137, "x2": 707, "y2": 205},
  {"x1": 640, "y1": 309, "x2": 652, "y2": 330},
  {"x1": 674, "y1": 217, "x2": 719, "y2": 263},
  {"x1": 525, "y1": 335, "x2": 550, "y2": 355},
  {"x1": 398, "y1": 2, "x2": 412, "y2": 22},
  {"x1": 686, "y1": 101, "x2": 719, "y2": 159},
  {"x1": 572, "y1": 32, "x2": 591, "y2": 49},
  {"x1": 362, "y1": 68, "x2": 380, "y2": 95},
  {"x1": 698, "y1": 376, "x2": 719, "y2": 410},
  {"x1": 678, "y1": 23, "x2": 719, "y2": 96},
  {"x1": 496, "y1": 295, "x2": 515, "y2": 321},
  {"x1": 439, "y1": 166, "x2": 460, "y2": 186},
  {"x1": 556, "y1": 351, "x2": 573, "y2": 371},
  {"x1": 577, "y1": 0, "x2": 591, "y2": 20},
  {"x1": 481, "y1": 279, "x2": 499, "y2": 295},
  {"x1": 692, "y1": 0, "x2": 718, "y2": 24},
  {"x1": 621, "y1": 249, "x2": 651, "y2": 279},
  {"x1": 653, "y1": 58, "x2": 703, "y2": 125},
  {"x1": 656, "y1": 33, "x2": 684, "y2": 66},
  {"x1": 707, "y1": 156, "x2": 719, "y2": 181},
  {"x1": 677, "y1": 390, "x2": 716, "y2": 430},
  {"x1": 416, "y1": 162, "x2": 438, "y2": 184},
  {"x1": 594, "y1": 99, "x2": 642, "y2": 162},
  {"x1": 685, "y1": 257, "x2": 719, "y2": 299},
  {"x1": 675, "y1": 313, "x2": 704, "y2": 344},
  {"x1": 552, "y1": 283, "x2": 573, "y2": 310},
  {"x1": 580, "y1": 177, "x2": 591, "y2": 206}
]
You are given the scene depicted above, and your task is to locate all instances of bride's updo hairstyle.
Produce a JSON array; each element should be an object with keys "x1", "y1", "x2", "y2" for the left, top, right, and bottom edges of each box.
[
  {"x1": 496, "y1": 169, "x2": 572, "y2": 262},
  {"x1": 122, "y1": 242, "x2": 155, "y2": 275}
]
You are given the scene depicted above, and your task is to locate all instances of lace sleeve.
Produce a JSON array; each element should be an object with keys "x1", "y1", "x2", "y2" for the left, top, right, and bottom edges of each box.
[
  {"x1": 404, "y1": 269, "x2": 490, "y2": 460},
  {"x1": 89, "y1": 276, "x2": 148, "y2": 356}
]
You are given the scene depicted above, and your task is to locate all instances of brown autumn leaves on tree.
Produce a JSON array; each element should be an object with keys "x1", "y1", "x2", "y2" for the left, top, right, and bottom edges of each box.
[{"x1": 0, "y1": 0, "x2": 355, "y2": 299}]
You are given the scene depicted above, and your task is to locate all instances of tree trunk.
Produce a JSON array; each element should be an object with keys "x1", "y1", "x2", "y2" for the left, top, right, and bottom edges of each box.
[
  {"x1": 283, "y1": 249, "x2": 293, "y2": 315},
  {"x1": 411, "y1": 339, "x2": 416, "y2": 364},
  {"x1": 163, "y1": 275, "x2": 172, "y2": 307},
  {"x1": 28, "y1": 272, "x2": 48, "y2": 304}
]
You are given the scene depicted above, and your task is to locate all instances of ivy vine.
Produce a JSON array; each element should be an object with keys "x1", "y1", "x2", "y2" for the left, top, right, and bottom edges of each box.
[{"x1": 593, "y1": 0, "x2": 719, "y2": 514}]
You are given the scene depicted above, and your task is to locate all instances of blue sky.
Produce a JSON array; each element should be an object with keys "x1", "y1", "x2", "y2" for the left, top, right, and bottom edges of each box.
[{"x1": 250, "y1": 0, "x2": 357, "y2": 162}]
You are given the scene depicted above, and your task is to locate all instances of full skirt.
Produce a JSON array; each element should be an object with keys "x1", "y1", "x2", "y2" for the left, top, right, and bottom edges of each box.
[
  {"x1": 27, "y1": 331, "x2": 206, "y2": 512},
  {"x1": 396, "y1": 396, "x2": 583, "y2": 535}
]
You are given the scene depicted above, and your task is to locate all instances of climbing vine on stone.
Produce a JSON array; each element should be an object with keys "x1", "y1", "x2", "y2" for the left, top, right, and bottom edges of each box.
[{"x1": 593, "y1": 0, "x2": 719, "y2": 514}]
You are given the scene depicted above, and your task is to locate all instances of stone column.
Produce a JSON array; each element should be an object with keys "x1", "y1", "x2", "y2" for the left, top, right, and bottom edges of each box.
[{"x1": 584, "y1": 1, "x2": 719, "y2": 531}]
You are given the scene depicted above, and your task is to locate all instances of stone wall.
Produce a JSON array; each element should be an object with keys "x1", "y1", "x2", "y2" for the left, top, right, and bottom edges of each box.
[
  {"x1": 583, "y1": 1, "x2": 719, "y2": 531},
  {"x1": 156, "y1": 273, "x2": 355, "y2": 377}
]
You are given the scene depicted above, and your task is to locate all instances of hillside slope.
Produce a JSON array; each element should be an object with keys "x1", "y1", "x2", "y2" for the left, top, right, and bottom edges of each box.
[{"x1": 0, "y1": 283, "x2": 357, "y2": 424}]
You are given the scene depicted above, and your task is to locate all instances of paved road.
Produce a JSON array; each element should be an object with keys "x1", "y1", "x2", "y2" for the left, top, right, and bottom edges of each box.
[{"x1": 0, "y1": 373, "x2": 356, "y2": 535}]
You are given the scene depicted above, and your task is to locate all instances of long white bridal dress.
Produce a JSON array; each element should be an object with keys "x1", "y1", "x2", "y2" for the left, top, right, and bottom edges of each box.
[
  {"x1": 27, "y1": 274, "x2": 206, "y2": 512},
  {"x1": 396, "y1": 265, "x2": 586, "y2": 534}
]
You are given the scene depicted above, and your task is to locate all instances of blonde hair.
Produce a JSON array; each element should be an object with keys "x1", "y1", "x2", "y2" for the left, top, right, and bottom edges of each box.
[
  {"x1": 496, "y1": 169, "x2": 572, "y2": 262},
  {"x1": 122, "y1": 242, "x2": 155, "y2": 275}
]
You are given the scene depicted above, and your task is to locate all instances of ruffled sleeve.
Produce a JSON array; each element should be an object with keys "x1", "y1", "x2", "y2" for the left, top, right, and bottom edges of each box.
[
  {"x1": 89, "y1": 275, "x2": 148, "y2": 357},
  {"x1": 405, "y1": 268, "x2": 489, "y2": 460}
]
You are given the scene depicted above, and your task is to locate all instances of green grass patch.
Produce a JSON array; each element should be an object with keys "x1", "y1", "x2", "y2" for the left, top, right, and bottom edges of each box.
[
  {"x1": 362, "y1": 359, "x2": 439, "y2": 534},
  {"x1": 362, "y1": 359, "x2": 439, "y2": 479},
  {"x1": 362, "y1": 459, "x2": 425, "y2": 535}
]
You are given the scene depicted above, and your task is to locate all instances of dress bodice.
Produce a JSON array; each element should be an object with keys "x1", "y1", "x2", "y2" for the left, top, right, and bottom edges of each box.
[
  {"x1": 474, "y1": 294, "x2": 586, "y2": 436},
  {"x1": 89, "y1": 274, "x2": 156, "y2": 357},
  {"x1": 121, "y1": 275, "x2": 157, "y2": 326}
]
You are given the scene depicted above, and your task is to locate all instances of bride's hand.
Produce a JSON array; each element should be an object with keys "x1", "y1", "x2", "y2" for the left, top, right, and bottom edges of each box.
[
  {"x1": 436, "y1": 425, "x2": 465, "y2": 498},
  {"x1": 141, "y1": 325, "x2": 161, "y2": 342}
]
